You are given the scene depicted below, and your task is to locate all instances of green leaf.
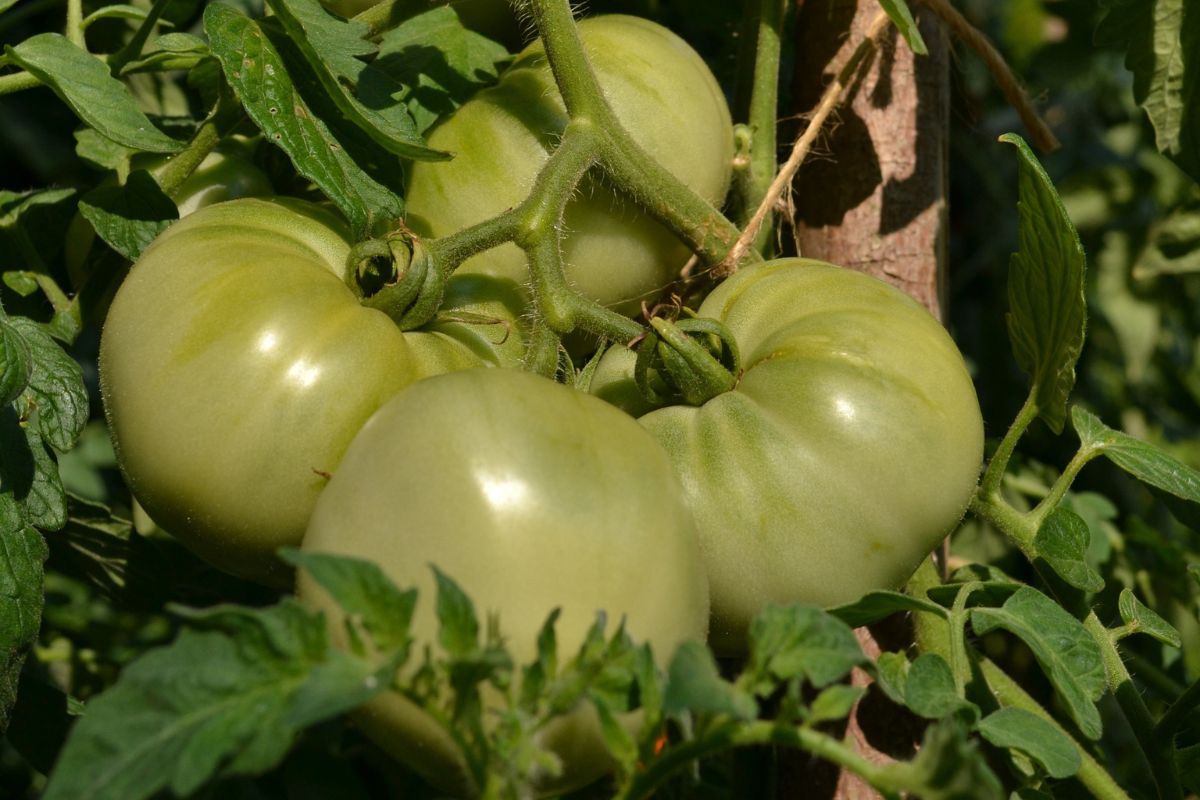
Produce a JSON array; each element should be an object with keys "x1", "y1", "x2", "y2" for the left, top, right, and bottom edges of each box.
[
  {"x1": 1073, "y1": 406, "x2": 1200, "y2": 508},
  {"x1": 872, "y1": 651, "x2": 910, "y2": 706},
  {"x1": 970, "y1": 587, "x2": 1105, "y2": 739},
  {"x1": 204, "y1": 2, "x2": 405, "y2": 234},
  {"x1": 1033, "y1": 507, "x2": 1105, "y2": 592},
  {"x1": 432, "y1": 566, "x2": 478, "y2": 659},
  {"x1": 80, "y1": 4, "x2": 155, "y2": 31},
  {"x1": 43, "y1": 600, "x2": 392, "y2": 800},
  {"x1": 1001, "y1": 132, "x2": 1087, "y2": 434},
  {"x1": 283, "y1": 549, "x2": 416, "y2": 656},
  {"x1": 1180, "y1": 742, "x2": 1200, "y2": 794},
  {"x1": 0, "y1": 315, "x2": 32, "y2": 406},
  {"x1": 0, "y1": 496, "x2": 47, "y2": 733},
  {"x1": 905, "y1": 654, "x2": 976, "y2": 721},
  {"x1": 263, "y1": 0, "x2": 439, "y2": 159},
  {"x1": 373, "y1": 6, "x2": 510, "y2": 133},
  {"x1": 662, "y1": 640, "x2": 757, "y2": 720},
  {"x1": 808, "y1": 684, "x2": 865, "y2": 723},
  {"x1": 592, "y1": 696, "x2": 638, "y2": 775},
  {"x1": 74, "y1": 129, "x2": 136, "y2": 172},
  {"x1": 2, "y1": 272, "x2": 39, "y2": 297},
  {"x1": 828, "y1": 590, "x2": 948, "y2": 627},
  {"x1": 5, "y1": 34, "x2": 182, "y2": 153},
  {"x1": 1117, "y1": 588, "x2": 1182, "y2": 647},
  {"x1": 8, "y1": 317, "x2": 88, "y2": 452},
  {"x1": 0, "y1": 0, "x2": 19, "y2": 14},
  {"x1": 977, "y1": 707, "x2": 1080, "y2": 779},
  {"x1": 77, "y1": 170, "x2": 178, "y2": 262},
  {"x1": 119, "y1": 33, "x2": 210, "y2": 75},
  {"x1": 519, "y1": 608, "x2": 559, "y2": 709},
  {"x1": 0, "y1": 407, "x2": 67, "y2": 530},
  {"x1": 747, "y1": 605, "x2": 864, "y2": 691},
  {"x1": 1096, "y1": 0, "x2": 1200, "y2": 182},
  {"x1": 877, "y1": 0, "x2": 929, "y2": 56},
  {"x1": 1133, "y1": 196, "x2": 1200, "y2": 278}
]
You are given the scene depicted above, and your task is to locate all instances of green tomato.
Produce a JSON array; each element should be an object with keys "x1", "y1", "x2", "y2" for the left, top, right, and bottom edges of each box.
[
  {"x1": 616, "y1": 259, "x2": 984, "y2": 654},
  {"x1": 100, "y1": 197, "x2": 525, "y2": 585},
  {"x1": 298, "y1": 368, "x2": 708, "y2": 797},
  {"x1": 405, "y1": 14, "x2": 734, "y2": 316}
]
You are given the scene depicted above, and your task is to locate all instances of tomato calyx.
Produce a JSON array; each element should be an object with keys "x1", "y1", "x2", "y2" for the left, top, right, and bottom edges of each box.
[
  {"x1": 355, "y1": 235, "x2": 447, "y2": 331},
  {"x1": 635, "y1": 316, "x2": 740, "y2": 407}
]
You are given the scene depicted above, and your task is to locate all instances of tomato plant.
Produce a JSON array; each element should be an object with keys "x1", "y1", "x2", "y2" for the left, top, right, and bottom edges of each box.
[
  {"x1": 100, "y1": 197, "x2": 526, "y2": 584},
  {"x1": 405, "y1": 14, "x2": 734, "y2": 316},
  {"x1": 298, "y1": 368, "x2": 709, "y2": 796}
]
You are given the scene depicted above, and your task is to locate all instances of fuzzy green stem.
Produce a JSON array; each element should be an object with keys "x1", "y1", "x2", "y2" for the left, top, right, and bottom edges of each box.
[
  {"x1": 949, "y1": 583, "x2": 982, "y2": 696},
  {"x1": 1029, "y1": 446, "x2": 1104, "y2": 529},
  {"x1": 616, "y1": 719, "x2": 909, "y2": 800},
  {"x1": 1084, "y1": 612, "x2": 1183, "y2": 800},
  {"x1": 66, "y1": 0, "x2": 84, "y2": 47},
  {"x1": 907, "y1": 555, "x2": 955, "y2": 663},
  {"x1": 152, "y1": 117, "x2": 222, "y2": 198},
  {"x1": 525, "y1": 320, "x2": 562, "y2": 379},
  {"x1": 0, "y1": 71, "x2": 42, "y2": 95},
  {"x1": 741, "y1": 0, "x2": 786, "y2": 255},
  {"x1": 526, "y1": 0, "x2": 747, "y2": 271},
  {"x1": 425, "y1": 211, "x2": 522, "y2": 276},
  {"x1": 978, "y1": 658, "x2": 1133, "y2": 800},
  {"x1": 979, "y1": 392, "x2": 1039, "y2": 500}
]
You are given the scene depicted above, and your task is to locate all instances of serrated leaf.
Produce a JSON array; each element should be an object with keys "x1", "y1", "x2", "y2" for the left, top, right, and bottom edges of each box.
[
  {"x1": 5, "y1": 34, "x2": 182, "y2": 153},
  {"x1": 1096, "y1": 0, "x2": 1200, "y2": 182},
  {"x1": 263, "y1": 0, "x2": 437, "y2": 158},
  {"x1": 432, "y1": 566, "x2": 478, "y2": 659},
  {"x1": 204, "y1": 3, "x2": 404, "y2": 234},
  {"x1": 970, "y1": 587, "x2": 1105, "y2": 739},
  {"x1": 0, "y1": 495, "x2": 47, "y2": 733},
  {"x1": 662, "y1": 640, "x2": 757, "y2": 720},
  {"x1": 1073, "y1": 406, "x2": 1200, "y2": 508},
  {"x1": 0, "y1": 407, "x2": 67, "y2": 530},
  {"x1": 283, "y1": 549, "x2": 416, "y2": 656},
  {"x1": 1117, "y1": 588, "x2": 1182, "y2": 647},
  {"x1": 0, "y1": 316, "x2": 32, "y2": 406},
  {"x1": 1033, "y1": 507, "x2": 1105, "y2": 592},
  {"x1": 808, "y1": 684, "x2": 865, "y2": 723},
  {"x1": 747, "y1": 605, "x2": 864, "y2": 691},
  {"x1": 1001, "y1": 132, "x2": 1087, "y2": 434},
  {"x1": 42, "y1": 600, "x2": 391, "y2": 800},
  {"x1": 905, "y1": 654, "x2": 976, "y2": 721},
  {"x1": 8, "y1": 317, "x2": 88, "y2": 452},
  {"x1": 977, "y1": 707, "x2": 1080, "y2": 779},
  {"x1": 828, "y1": 590, "x2": 948, "y2": 627},
  {"x1": 77, "y1": 170, "x2": 178, "y2": 261},
  {"x1": 877, "y1": 0, "x2": 929, "y2": 55},
  {"x1": 374, "y1": 6, "x2": 509, "y2": 133}
]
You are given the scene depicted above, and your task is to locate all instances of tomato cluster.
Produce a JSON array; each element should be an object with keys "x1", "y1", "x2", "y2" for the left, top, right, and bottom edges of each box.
[{"x1": 99, "y1": 12, "x2": 983, "y2": 797}]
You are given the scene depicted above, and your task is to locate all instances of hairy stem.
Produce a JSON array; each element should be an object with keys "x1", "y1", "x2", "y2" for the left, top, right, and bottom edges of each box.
[
  {"x1": 737, "y1": 0, "x2": 787, "y2": 255},
  {"x1": 66, "y1": 0, "x2": 84, "y2": 47},
  {"x1": 978, "y1": 392, "x2": 1039, "y2": 500},
  {"x1": 0, "y1": 71, "x2": 42, "y2": 95},
  {"x1": 720, "y1": 10, "x2": 891, "y2": 275}
]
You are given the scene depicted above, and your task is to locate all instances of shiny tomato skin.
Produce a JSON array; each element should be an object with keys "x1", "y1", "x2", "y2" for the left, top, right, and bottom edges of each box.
[
  {"x1": 299, "y1": 368, "x2": 709, "y2": 796},
  {"x1": 405, "y1": 14, "x2": 734, "y2": 316},
  {"x1": 629, "y1": 260, "x2": 985, "y2": 653},
  {"x1": 100, "y1": 198, "x2": 524, "y2": 585}
]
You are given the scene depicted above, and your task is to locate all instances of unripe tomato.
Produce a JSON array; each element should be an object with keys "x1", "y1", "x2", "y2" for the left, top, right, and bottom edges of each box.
[
  {"x1": 405, "y1": 14, "x2": 734, "y2": 316},
  {"x1": 299, "y1": 368, "x2": 709, "y2": 797},
  {"x1": 598, "y1": 260, "x2": 985, "y2": 653},
  {"x1": 100, "y1": 198, "x2": 525, "y2": 585}
]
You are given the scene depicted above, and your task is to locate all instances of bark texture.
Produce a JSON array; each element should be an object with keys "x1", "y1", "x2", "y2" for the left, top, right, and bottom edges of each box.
[
  {"x1": 780, "y1": 2, "x2": 950, "y2": 797},
  {"x1": 790, "y1": 0, "x2": 950, "y2": 320}
]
